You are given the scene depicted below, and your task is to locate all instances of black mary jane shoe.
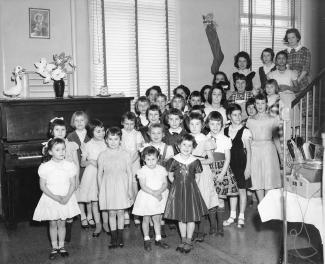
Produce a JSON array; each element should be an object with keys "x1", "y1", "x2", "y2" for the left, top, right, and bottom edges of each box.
[
  {"x1": 176, "y1": 243, "x2": 185, "y2": 253},
  {"x1": 81, "y1": 219, "x2": 89, "y2": 229},
  {"x1": 155, "y1": 240, "x2": 170, "y2": 249},
  {"x1": 194, "y1": 233, "x2": 205, "y2": 243},
  {"x1": 58, "y1": 247, "x2": 69, "y2": 257},
  {"x1": 49, "y1": 249, "x2": 58, "y2": 260},
  {"x1": 92, "y1": 232, "x2": 101, "y2": 238},
  {"x1": 183, "y1": 243, "x2": 193, "y2": 254},
  {"x1": 144, "y1": 240, "x2": 152, "y2": 252}
]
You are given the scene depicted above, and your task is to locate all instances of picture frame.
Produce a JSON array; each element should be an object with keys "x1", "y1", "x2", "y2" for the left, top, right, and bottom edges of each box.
[{"x1": 29, "y1": 8, "x2": 50, "y2": 39}]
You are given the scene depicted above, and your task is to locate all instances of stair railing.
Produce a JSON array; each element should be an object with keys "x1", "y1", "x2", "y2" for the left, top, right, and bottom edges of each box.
[{"x1": 292, "y1": 68, "x2": 325, "y2": 142}]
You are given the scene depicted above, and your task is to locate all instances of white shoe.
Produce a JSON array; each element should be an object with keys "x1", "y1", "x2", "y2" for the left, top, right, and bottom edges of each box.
[
  {"x1": 237, "y1": 218, "x2": 245, "y2": 228},
  {"x1": 223, "y1": 217, "x2": 235, "y2": 226}
]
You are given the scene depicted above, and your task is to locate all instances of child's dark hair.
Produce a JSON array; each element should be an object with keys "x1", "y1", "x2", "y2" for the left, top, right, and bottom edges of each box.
[
  {"x1": 207, "y1": 85, "x2": 227, "y2": 107},
  {"x1": 275, "y1": 50, "x2": 288, "y2": 61},
  {"x1": 261, "y1": 48, "x2": 275, "y2": 62},
  {"x1": 43, "y1": 138, "x2": 66, "y2": 162},
  {"x1": 145, "y1": 86, "x2": 162, "y2": 97},
  {"x1": 173, "y1": 84, "x2": 191, "y2": 100},
  {"x1": 245, "y1": 97, "x2": 256, "y2": 115},
  {"x1": 141, "y1": 146, "x2": 160, "y2": 161},
  {"x1": 255, "y1": 92, "x2": 268, "y2": 103},
  {"x1": 121, "y1": 111, "x2": 137, "y2": 123},
  {"x1": 49, "y1": 118, "x2": 66, "y2": 138},
  {"x1": 188, "y1": 112, "x2": 204, "y2": 124},
  {"x1": 70, "y1": 111, "x2": 88, "y2": 128},
  {"x1": 157, "y1": 93, "x2": 167, "y2": 101},
  {"x1": 105, "y1": 126, "x2": 122, "y2": 140},
  {"x1": 189, "y1": 91, "x2": 203, "y2": 106},
  {"x1": 234, "y1": 51, "x2": 251, "y2": 69},
  {"x1": 167, "y1": 108, "x2": 184, "y2": 120},
  {"x1": 200, "y1": 85, "x2": 212, "y2": 102},
  {"x1": 283, "y1": 28, "x2": 301, "y2": 43},
  {"x1": 88, "y1": 119, "x2": 104, "y2": 138},
  {"x1": 212, "y1": 71, "x2": 230, "y2": 85},
  {"x1": 265, "y1": 79, "x2": 279, "y2": 94},
  {"x1": 233, "y1": 73, "x2": 247, "y2": 91},
  {"x1": 148, "y1": 123, "x2": 164, "y2": 134},
  {"x1": 177, "y1": 133, "x2": 197, "y2": 149},
  {"x1": 205, "y1": 111, "x2": 224, "y2": 127},
  {"x1": 135, "y1": 96, "x2": 150, "y2": 115},
  {"x1": 171, "y1": 94, "x2": 186, "y2": 111},
  {"x1": 146, "y1": 104, "x2": 161, "y2": 119},
  {"x1": 227, "y1": 103, "x2": 242, "y2": 116}
]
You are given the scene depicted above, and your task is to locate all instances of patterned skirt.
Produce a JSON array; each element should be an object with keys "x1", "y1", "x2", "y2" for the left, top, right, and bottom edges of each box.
[{"x1": 210, "y1": 160, "x2": 238, "y2": 199}]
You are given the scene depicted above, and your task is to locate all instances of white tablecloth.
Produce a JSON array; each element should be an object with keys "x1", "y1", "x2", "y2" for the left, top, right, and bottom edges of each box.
[{"x1": 258, "y1": 189, "x2": 324, "y2": 244}]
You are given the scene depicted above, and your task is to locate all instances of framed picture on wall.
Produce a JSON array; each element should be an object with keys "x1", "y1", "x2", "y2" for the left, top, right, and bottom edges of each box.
[{"x1": 29, "y1": 8, "x2": 50, "y2": 39}]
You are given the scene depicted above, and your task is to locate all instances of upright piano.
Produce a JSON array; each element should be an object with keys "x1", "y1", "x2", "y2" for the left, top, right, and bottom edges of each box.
[{"x1": 0, "y1": 96, "x2": 133, "y2": 227}]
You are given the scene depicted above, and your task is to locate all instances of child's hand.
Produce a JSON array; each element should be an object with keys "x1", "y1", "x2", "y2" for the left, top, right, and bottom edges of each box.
[
  {"x1": 54, "y1": 195, "x2": 63, "y2": 203},
  {"x1": 155, "y1": 193, "x2": 163, "y2": 202},
  {"x1": 60, "y1": 195, "x2": 70, "y2": 205},
  {"x1": 216, "y1": 173, "x2": 224, "y2": 182},
  {"x1": 244, "y1": 167, "x2": 251, "y2": 180}
]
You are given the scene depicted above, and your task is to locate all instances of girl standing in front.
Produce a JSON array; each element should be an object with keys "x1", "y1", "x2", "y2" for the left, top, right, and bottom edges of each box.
[
  {"x1": 164, "y1": 134, "x2": 208, "y2": 253},
  {"x1": 188, "y1": 112, "x2": 219, "y2": 241},
  {"x1": 45, "y1": 117, "x2": 79, "y2": 242},
  {"x1": 78, "y1": 119, "x2": 107, "y2": 237},
  {"x1": 224, "y1": 104, "x2": 252, "y2": 228},
  {"x1": 98, "y1": 127, "x2": 133, "y2": 249},
  {"x1": 67, "y1": 111, "x2": 91, "y2": 228},
  {"x1": 33, "y1": 138, "x2": 80, "y2": 260},
  {"x1": 133, "y1": 146, "x2": 170, "y2": 251},
  {"x1": 246, "y1": 93, "x2": 282, "y2": 202},
  {"x1": 206, "y1": 111, "x2": 237, "y2": 235}
]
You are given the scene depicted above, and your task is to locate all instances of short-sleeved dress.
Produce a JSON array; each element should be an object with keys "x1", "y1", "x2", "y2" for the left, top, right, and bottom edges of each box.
[
  {"x1": 121, "y1": 128, "x2": 144, "y2": 178},
  {"x1": 164, "y1": 154, "x2": 208, "y2": 222},
  {"x1": 98, "y1": 148, "x2": 133, "y2": 210},
  {"x1": 246, "y1": 116, "x2": 281, "y2": 190},
  {"x1": 78, "y1": 139, "x2": 107, "y2": 202},
  {"x1": 207, "y1": 132, "x2": 238, "y2": 198},
  {"x1": 33, "y1": 160, "x2": 80, "y2": 221},
  {"x1": 132, "y1": 165, "x2": 169, "y2": 216},
  {"x1": 192, "y1": 133, "x2": 219, "y2": 209}
]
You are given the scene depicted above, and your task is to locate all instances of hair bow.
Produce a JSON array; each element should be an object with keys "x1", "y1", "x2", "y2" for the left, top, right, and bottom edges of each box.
[{"x1": 50, "y1": 117, "x2": 64, "y2": 123}]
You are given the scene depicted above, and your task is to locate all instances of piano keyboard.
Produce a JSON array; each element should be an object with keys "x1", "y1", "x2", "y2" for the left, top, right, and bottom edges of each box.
[{"x1": 17, "y1": 151, "x2": 42, "y2": 160}]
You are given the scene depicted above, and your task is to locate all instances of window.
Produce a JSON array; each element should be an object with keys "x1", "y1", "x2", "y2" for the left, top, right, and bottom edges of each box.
[
  {"x1": 88, "y1": 0, "x2": 178, "y2": 99},
  {"x1": 240, "y1": 0, "x2": 299, "y2": 71}
]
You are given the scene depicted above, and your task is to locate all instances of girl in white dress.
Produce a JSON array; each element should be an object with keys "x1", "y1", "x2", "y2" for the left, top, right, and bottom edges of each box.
[
  {"x1": 79, "y1": 119, "x2": 107, "y2": 237},
  {"x1": 33, "y1": 138, "x2": 80, "y2": 260},
  {"x1": 133, "y1": 146, "x2": 169, "y2": 251},
  {"x1": 43, "y1": 117, "x2": 79, "y2": 243},
  {"x1": 121, "y1": 112, "x2": 144, "y2": 228}
]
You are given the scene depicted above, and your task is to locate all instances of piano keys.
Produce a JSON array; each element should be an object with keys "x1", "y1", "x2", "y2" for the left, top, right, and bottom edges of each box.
[{"x1": 0, "y1": 96, "x2": 133, "y2": 227}]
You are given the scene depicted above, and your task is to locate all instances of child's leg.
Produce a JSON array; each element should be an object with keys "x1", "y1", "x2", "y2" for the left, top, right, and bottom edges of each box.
[
  {"x1": 57, "y1": 220, "x2": 69, "y2": 256},
  {"x1": 86, "y1": 202, "x2": 94, "y2": 226},
  {"x1": 117, "y1": 209, "x2": 125, "y2": 247},
  {"x1": 176, "y1": 222, "x2": 187, "y2": 252},
  {"x1": 238, "y1": 189, "x2": 247, "y2": 228},
  {"x1": 224, "y1": 196, "x2": 238, "y2": 226},
  {"x1": 256, "y1": 189, "x2": 265, "y2": 204},
  {"x1": 216, "y1": 199, "x2": 225, "y2": 235},
  {"x1": 124, "y1": 210, "x2": 130, "y2": 228},
  {"x1": 65, "y1": 218, "x2": 73, "y2": 243},
  {"x1": 149, "y1": 217, "x2": 154, "y2": 238},
  {"x1": 92, "y1": 201, "x2": 102, "y2": 235},
  {"x1": 79, "y1": 203, "x2": 88, "y2": 227},
  {"x1": 183, "y1": 222, "x2": 195, "y2": 253},
  {"x1": 152, "y1": 214, "x2": 169, "y2": 249},
  {"x1": 142, "y1": 216, "x2": 150, "y2": 240},
  {"x1": 160, "y1": 217, "x2": 167, "y2": 238},
  {"x1": 208, "y1": 206, "x2": 217, "y2": 234},
  {"x1": 102, "y1": 210, "x2": 109, "y2": 233},
  {"x1": 108, "y1": 210, "x2": 118, "y2": 248},
  {"x1": 49, "y1": 220, "x2": 59, "y2": 249}
]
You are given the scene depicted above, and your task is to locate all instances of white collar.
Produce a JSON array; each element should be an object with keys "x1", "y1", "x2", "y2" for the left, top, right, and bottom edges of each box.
[
  {"x1": 263, "y1": 63, "x2": 275, "y2": 73},
  {"x1": 192, "y1": 133, "x2": 207, "y2": 143},
  {"x1": 173, "y1": 153, "x2": 196, "y2": 165},
  {"x1": 76, "y1": 129, "x2": 87, "y2": 136},
  {"x1": 169, "y1": 127, "x2": 182, "y2": 134},
  {"x1": 287, "y1": 45, "x2": 302, "y2": 52}
]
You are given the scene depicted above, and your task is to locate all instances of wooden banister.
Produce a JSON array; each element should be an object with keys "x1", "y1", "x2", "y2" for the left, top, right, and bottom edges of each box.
[{"x1": 292, "y1": 68, "x2": 325, "y2": 107}]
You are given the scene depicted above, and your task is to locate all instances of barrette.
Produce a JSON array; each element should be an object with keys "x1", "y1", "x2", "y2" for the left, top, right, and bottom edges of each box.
[{"x1": 50, "y1": 117, "x2": 64, "y2": 123}]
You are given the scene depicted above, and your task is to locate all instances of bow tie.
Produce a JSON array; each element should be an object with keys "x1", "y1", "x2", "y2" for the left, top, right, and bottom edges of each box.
[{"x1": 172, "y1": 132, "x2": 179, "y2": 135}]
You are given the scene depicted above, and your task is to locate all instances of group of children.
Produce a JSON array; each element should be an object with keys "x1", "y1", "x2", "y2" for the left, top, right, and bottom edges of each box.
[{"x1": 32, "y1": 77, "x2": 284, "y2": 259}]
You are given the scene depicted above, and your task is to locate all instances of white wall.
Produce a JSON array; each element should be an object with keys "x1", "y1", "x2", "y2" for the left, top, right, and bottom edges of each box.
[
  {"x1": 0, "y1": 0, "x2": 90, "y2": 97},
  {"x1": 177, "y1": 0, "x2": 240, "y2": 90}
]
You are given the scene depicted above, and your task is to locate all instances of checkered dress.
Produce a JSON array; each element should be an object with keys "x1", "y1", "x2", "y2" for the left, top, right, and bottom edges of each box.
[
  {"x1": 285, "y1": 47, "x2": 311, "y2": 90},
  {"x1": 227, "y1": 91, "x2": 254, "y2": 104}
]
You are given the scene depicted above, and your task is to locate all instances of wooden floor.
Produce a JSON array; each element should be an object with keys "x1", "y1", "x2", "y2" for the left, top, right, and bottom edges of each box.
[{"x1": 0, "y1": 204, "x2": 322, "y2": 264}]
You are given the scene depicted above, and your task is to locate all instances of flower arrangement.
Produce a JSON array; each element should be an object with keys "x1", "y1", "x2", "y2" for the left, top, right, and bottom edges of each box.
[{"x1": 34, "y1": 52, "x2": 75, "y2": 83}]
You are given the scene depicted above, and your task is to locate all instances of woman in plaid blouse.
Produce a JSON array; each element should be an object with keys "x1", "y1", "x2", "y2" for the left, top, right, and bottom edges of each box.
[{"x1": 283, "y1": 28, "x2": 311, "y2": 90}]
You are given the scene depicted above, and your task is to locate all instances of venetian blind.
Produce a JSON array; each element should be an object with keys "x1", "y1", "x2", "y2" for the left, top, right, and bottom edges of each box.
[
  {"x1": 240, "y1": 0, "x2": 298, "y2": 72},
  {"x1": 89, "y1": 0, "x2": 178, "y2": 98}
]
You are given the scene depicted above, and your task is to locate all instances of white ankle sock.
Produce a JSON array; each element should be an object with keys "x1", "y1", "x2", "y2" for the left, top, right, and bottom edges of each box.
[
  {"x1": 144, "y1": 236, "x2": 150, "y2": 241},
  {"x1": 155, "y1": 235, "x2": 161, "y2": 241},
  {"x1": 51, "y1": 241, "x2": 58, "y2": 249},
  {"x1": 58, "y1": 241, "x2": 64, "y2": 248},
  {"x1": 239, "y1": 213, "x2": 245, "y2": 219},
  {"x1": 230, "y1": 211, "x2": 236, "y2": 219}
]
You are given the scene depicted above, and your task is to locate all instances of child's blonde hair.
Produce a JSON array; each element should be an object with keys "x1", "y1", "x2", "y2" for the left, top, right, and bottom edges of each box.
[
  {"x1": 265, "y1": 79, "x2": 279, "y2": 94},
  {"x1": 70, "y1": 111, "x2": 89, "y2": 128}
]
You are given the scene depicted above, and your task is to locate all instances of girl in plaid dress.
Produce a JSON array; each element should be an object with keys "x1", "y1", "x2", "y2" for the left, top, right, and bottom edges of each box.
[{"x1": 206, "y1": 111, "x2": 237, "y2": 236}]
